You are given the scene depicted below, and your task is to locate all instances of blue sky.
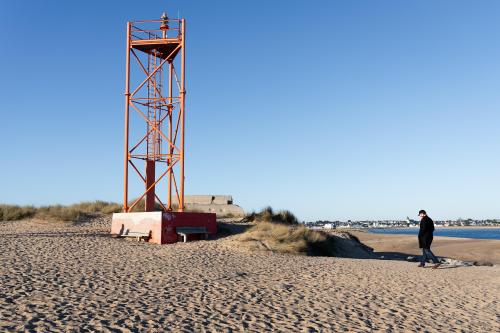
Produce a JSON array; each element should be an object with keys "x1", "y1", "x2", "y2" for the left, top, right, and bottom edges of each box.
[{"x1": 1, "y1": 1, "x2": 499, "y2": 221}]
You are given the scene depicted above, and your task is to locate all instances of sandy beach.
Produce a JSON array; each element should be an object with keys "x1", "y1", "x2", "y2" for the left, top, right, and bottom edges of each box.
[
  {"x1": 352, "y1": 230, "x2": 500, "y2": 265},
  {"x1": 1, "y1": 217, "x2": 499, "y2": 332}
]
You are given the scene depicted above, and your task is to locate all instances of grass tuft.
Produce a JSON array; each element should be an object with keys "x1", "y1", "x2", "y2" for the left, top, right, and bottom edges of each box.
[
  {"x1": 245, "y1": 206, "x2": 299, "y2": 225},
  {"x1": 0, "y1": 201, "x2": 122, "y2": 222},
  {"x1": 0, "y1": 199, "x2": 205, "y2": 222},
  {"x1": 0, "y1": 205, "x2": 36, "y2": 221},
  {"x1": 237, "y1": 222, "x2": 336, "y2": 256}
]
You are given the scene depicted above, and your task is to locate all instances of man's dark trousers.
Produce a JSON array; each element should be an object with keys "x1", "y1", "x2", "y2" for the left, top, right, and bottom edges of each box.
[{"x1": 421, "y1": 248, "x2": 439, "y2": 266}]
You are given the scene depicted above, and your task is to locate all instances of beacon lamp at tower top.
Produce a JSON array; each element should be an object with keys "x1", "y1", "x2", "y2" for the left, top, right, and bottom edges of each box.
[{"x1": 160, "y1": 12, "x2": 169, "y2": 31}]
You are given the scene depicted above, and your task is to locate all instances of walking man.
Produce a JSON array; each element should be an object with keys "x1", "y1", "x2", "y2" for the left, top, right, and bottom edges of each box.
[{"x1": 418, "y1": 210, "x2": 441, "y2": 268}]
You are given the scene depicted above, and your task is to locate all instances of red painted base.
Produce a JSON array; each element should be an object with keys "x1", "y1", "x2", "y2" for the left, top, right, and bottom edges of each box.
[{"x1": 111, "y1": 211, "x2": 217, "y2": 244}]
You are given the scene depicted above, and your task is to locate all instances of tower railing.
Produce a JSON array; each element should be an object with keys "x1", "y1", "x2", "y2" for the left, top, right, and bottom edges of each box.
[{"x1": 130, "y1": 19, "x2": 182, "y2": 40}]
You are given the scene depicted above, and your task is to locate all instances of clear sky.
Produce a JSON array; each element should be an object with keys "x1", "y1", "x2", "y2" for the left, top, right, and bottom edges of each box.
[{"x1": 1, "y1": 1, "x2": 499, "y2": 221}]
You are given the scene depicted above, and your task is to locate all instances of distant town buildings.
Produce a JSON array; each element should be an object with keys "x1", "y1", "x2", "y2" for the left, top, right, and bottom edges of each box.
[{"x1": 304, "y1": 218, "x2": 500, "y2": 229}]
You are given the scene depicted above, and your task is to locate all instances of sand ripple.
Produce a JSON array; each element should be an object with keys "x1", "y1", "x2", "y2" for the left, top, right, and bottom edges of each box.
[{"x1": 1, "y1": 217, "x2": 499, "y2": 332}]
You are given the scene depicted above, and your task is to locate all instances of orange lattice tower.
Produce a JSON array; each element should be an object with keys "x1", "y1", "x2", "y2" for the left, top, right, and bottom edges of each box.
[
  {"x1": 123, "y1": 13, "x2": 186, "y2": 212},
  {"x1": 112, "y1": 13, "x2": 216, "y2": 244}
]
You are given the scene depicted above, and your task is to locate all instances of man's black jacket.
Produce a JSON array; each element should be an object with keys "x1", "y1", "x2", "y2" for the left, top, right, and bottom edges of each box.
[{"x1": 418, "y1": 216, "x2": 435, "y2": 249}]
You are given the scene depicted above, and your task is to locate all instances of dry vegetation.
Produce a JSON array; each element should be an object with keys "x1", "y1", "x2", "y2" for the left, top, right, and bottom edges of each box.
[
  {"x1": 233, "y1": 207, "x2": 373, "y2": 258},
  {"x1": 0, "y1": 200, "x2": 208, "y2": 222},
  {"x1": 238, "y1": 207, "x2": 335, "y2": 256},
  {"x1": 244, "y1": 206, "x2": 299, "y2": 225},
  {"x1": 236, "y1": 222, "x2": 337, "y2": 256},
  {"x1": 0, "y1": 201, "x2": 122, "y2": 222}
]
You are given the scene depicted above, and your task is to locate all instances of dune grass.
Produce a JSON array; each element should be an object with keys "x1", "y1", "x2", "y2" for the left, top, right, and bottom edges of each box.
[
  {"x1": 0, "y1": 199, "x2": 202, "y2": 222},
  {"x1": 239, "y1": 207, "x2": 332, "y2": 255},
  {"x1": 245, "y1": 206, "x2": 299, "y2": 225},
  {"x1": 0, "y1": 205, "x2": 37, "y2": 221},
  {"x1": 237, "y1": 222, "x2": 336, "y2": 256},
  {"x1": 0, "y1": 201, "x2": 122, "y2": 222}
]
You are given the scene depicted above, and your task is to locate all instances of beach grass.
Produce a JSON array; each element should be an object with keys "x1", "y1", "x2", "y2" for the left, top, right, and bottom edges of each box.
[
  {"x1": 245, "y1": 206, "x2": 299, "y2": 225},
  {"x1": 0, "y1": 199, "x2": 210, "y2": 222},
  {"x1": 237, "y1": 222, "x2": 336, "y2": 256},
  {"x1": 0, "y1": 201, "x2": 122, "y2": 222}
]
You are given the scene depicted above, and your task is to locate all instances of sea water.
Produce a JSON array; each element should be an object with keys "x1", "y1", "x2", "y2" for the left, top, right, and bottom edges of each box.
[{"x1": 368, "y1": 227, "x2": 500, "y2": 240}]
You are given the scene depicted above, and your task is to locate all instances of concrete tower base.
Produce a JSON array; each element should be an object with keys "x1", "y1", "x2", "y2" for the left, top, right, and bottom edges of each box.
[{"x1": 111, "y1": 211, "x2": 217, "y2": 244}]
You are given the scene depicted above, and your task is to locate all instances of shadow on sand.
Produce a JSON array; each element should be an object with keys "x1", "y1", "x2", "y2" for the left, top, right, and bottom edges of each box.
[
  {"x1": 364, "y1": 250, "x2": 472, "y2": 269},
  {"x1": 214, "y1": 221, "x2": 252, "y2": 240}
]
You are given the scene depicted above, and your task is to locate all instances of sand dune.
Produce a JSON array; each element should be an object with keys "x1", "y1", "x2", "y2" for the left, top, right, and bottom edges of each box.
[{"x1": 0, "y1": 217, "x2": 499, "y2": 332}]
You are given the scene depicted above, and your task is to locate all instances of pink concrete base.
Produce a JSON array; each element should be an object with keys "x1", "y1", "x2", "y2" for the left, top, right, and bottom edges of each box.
[{"x1": 111, "y1": 211, "x2": 217, "y2": 244}]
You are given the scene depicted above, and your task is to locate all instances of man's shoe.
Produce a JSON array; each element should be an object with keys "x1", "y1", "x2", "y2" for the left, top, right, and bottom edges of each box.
[
  {"x1": 417, "y1": 264, "x2": 425, "y2": 268},
  {"x1": 432, "y1": 263, "x2": 442, "y2": 269}
]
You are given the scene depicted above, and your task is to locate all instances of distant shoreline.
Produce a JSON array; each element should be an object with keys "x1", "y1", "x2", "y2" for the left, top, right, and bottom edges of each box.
[
  {"x1": 365, "y1": 226, "x2": 500, "y2": 241},
  {"x1": 351, "y1": 225, "x2": 500, "y2": 231},
  {"x1": 436, "y1": 225, "x2": 500, "y2": 229},
  {"x1": 351, "y1": 230, "x2": 500, "y2": 264}
]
